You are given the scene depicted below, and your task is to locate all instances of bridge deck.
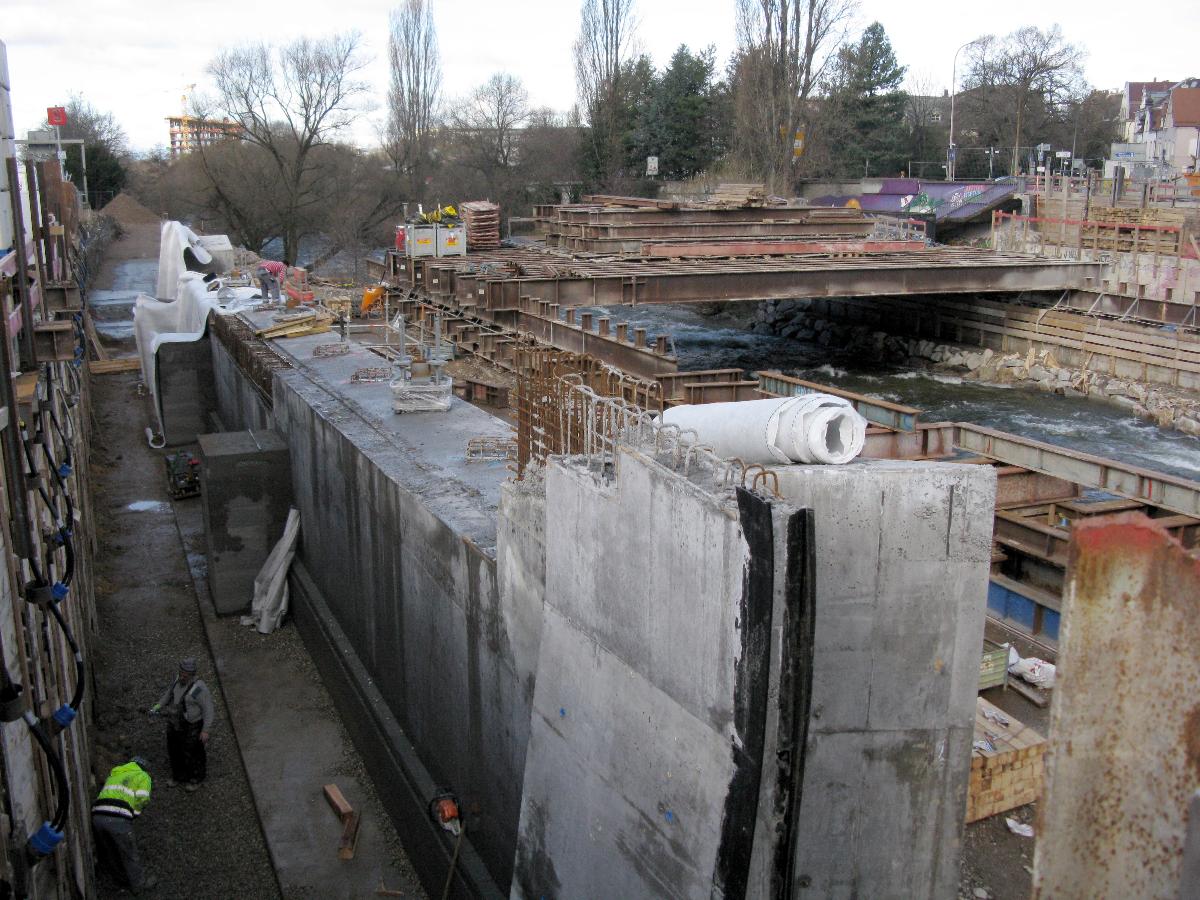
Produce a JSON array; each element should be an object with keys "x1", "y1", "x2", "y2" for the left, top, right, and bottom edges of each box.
[{"x1": 397, "y1": 246, "x2": 1100, "y2": 311}]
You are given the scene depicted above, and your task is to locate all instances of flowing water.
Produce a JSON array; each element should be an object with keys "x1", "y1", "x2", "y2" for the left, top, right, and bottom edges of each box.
[{"x1": 579, "y1": 303, "x2": 1200, "y2": 481}]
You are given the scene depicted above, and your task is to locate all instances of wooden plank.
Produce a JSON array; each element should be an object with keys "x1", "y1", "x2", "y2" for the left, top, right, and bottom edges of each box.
[
  {"x1": 337, "y1": 811, "x2": 361, "y2": 860},
  {"x1": 88, "y1": 358, "x2": 141, "y2": 375},
  {"x1": 1009, "y1": 678, "x2": 1050, "y2": 708},
  {"x1": 84, "y1": 312, "x2": 108, "y2": 360},
  {"x1": 323, "y1": 783, "x2": 353, "y2": 822}
]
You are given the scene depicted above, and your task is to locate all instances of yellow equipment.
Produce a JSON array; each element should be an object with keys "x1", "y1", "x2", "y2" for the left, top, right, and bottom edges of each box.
[{"x1": 361, "y1": 285, "x2": 384, "y2": 315}]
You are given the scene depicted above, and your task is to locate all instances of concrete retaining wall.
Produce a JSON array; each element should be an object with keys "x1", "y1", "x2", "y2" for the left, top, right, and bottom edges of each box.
[
  {"x1": 270, "y1": 366, "x2": 524, "y2": 892},
  {"x1": 200, "y1": 324, "x2": 998, "y2": 898},
  {"x1": 772, "y1": 460, "x2": 995, "y2": 897},
  {"x1": 158, "y1": 336, "x2": 216, "y2": 444},
  {"x1": 513, "y1": 451, "x2": 810, "y2": 899},
  {"x1": 210, "y1": 333, "x2": 272, "y2": 433}
]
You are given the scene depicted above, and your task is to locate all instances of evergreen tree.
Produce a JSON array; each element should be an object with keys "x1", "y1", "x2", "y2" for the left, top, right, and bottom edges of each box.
[
  {"x1": 631, "y1": 45, "x2": 729, "y2": 180},
  {"x1": 821, "y1": 23, "x2": 908, "y2": 178}
]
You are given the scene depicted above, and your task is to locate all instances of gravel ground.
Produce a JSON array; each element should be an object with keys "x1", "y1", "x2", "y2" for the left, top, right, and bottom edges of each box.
[{"x1": 88, "y1": 372, "x2": 281, "y2": 898}]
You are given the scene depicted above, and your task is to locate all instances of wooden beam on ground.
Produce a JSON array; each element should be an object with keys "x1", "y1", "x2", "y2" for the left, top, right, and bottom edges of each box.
[
  {"x1": 84, "y1": 313, "x2": 107, "y2": 360},
  {"x1": 88, "y1": 358, "x2": 142, "y2": 375},
  {"x1": 323, "y1": 783, "x2": 354, "y2": 822},
  {"x1": 337, "y1": 812, "x2": 361, "y2": 860}
]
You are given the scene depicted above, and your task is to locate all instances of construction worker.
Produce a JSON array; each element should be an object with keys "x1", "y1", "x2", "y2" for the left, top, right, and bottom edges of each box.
[
  {"x1": 149, "y1": 657, "x2": 214, "y2": 791},
  {"x1": 92, "y1": 756, "x2": 157, "y2": 893},
  {"x1": 256, "y1": 259, "x2": 285, "y2": 302}
]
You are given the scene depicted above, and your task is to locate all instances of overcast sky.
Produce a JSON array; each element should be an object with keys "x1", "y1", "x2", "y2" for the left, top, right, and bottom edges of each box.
[{"x1": 5, "y1": 0, "x2": 1197, "y2": 154}]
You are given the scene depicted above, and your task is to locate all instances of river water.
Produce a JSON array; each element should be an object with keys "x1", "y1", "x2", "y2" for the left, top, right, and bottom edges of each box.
[{"x1": 579, "y1": 303, "x2": 1200, "y2": 482}]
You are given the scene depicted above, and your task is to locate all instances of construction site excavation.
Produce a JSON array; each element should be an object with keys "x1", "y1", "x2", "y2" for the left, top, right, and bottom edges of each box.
[{"x1": 2, "y1": 11, "x2": 1200, "y2": 900}]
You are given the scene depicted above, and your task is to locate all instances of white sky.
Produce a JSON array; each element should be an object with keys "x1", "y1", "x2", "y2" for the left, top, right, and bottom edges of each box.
[{"x1": 5, "y1": 0, "x2": 1197, "y2": 154}]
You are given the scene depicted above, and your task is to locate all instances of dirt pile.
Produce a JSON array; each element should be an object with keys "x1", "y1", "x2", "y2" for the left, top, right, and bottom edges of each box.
[{"x1": 99, "y1": 192, "x2": 161, "y2": 228}]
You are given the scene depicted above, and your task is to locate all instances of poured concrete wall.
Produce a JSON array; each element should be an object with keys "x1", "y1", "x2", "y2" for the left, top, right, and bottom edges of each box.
[
  {"x1": 204, "y1": 325, "x2": 996, "y2": 897},
  {"x1": 197, "y1": 429, "x2": 293, "y2": 614},
  {"x1": 210, "y1": 333, "x2": 272, "y2": 433},
  {"x1": 158, "y1": 336, "x2": 216, "y2": 444},
  {"x1": 513, "y1": 451, "x2": 810, "y2": 899},
  {"x1": 772, "y1": 460, "x2": 996, "y2": 898},
  {"x1": 270, "y1": 365, "x2": 522, "y2": 892}
]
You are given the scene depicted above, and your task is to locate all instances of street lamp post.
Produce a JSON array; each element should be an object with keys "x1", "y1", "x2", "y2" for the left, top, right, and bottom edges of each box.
[{"x1": 948, "y1": 39, "x2": 977, "y2": 182}]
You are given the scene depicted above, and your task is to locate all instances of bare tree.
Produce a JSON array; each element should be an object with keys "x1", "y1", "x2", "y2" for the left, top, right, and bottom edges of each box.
[
  {"x1": 449, "y1": 73, "x2": 531, "y2": 208},
  {"x1": 205, "y1": 32, "x2": 367, "y2": 262},
  {"x1": 731, "y1": 0, "x2": 855, "y2": 189},
  {"x1": 964, "y1": 26, "x2": 1085, "y2": 173},
  {"x1": 573, "y1": 0, "x2": 639, "y2": 184},
  {"x1": 386, "y1": 0, "x2": 442, "y2": 198}
]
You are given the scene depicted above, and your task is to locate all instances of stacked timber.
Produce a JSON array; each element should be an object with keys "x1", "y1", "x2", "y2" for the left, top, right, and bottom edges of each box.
[
  {"x1": 538, "y1": 203, "x2": 876, "y2": 255},
  {"x1": 967, "y1": 697, "x2": 1046, "y2": 822},
  {"x1": 703, "y1": 182, "x2": 769, "y2": 208},
  {"x1": 461, "y1": 201, "x2": 501, "y2": 249}
]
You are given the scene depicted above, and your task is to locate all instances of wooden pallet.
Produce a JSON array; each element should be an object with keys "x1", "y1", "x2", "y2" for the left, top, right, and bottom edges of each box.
[{"x1": 967, "y1": 696, "x2": 1046, "y2": 822}]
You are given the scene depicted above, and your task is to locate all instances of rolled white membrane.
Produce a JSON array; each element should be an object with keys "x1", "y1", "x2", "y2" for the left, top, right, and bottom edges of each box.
[{"x1": 660, "y1": 394, "x2": 867, "y2": 465}]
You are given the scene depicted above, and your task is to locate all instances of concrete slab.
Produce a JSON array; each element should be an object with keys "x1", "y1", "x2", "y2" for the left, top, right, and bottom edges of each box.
[
  {"x1": 173, "y1": 495, "x2": 424, "y2": 899},
  {"x1": 242, "y1": 313, "x2": 513, "y2": 551}
]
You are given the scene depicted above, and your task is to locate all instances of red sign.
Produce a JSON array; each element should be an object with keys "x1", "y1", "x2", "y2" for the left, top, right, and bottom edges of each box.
[{"x1": 47, "y1": 106, "x2": 67, "y2": 127}]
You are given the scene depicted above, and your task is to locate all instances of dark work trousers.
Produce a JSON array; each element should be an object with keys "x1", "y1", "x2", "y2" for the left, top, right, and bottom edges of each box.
[
  {"x1": 92, "y1": 813, "x2": 146, "y2": 889},
  {"x1": 167, "y1": 719, "x2": 206, "y2": 783}
]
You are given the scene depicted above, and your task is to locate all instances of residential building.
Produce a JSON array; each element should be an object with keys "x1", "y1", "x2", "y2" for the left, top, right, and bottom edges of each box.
[
  {"x1": 1110, "y1": 78, "x2": 1200, "y2": 177},
  {"x1": 166, "y1": 116, "x2": 243, "y2": 157}
]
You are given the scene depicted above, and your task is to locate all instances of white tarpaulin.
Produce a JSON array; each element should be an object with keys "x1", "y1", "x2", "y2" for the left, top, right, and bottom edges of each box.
[
  {"x1": 133, "y1": 271, "x2": 262, "y2": 441},
  {"x1": 156, "y1": 221, "x2": 213, "y2": 300},
  {"x1": 241, "y1": 508, "x2": 301, "y2": 634}
]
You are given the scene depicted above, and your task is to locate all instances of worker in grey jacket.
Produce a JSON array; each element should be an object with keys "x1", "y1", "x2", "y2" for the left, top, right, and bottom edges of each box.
[{"x1": 150, "y1": 658, "x2": 214, "y2": 791}]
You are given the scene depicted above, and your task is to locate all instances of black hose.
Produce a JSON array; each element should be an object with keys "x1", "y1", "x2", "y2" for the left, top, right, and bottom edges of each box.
[
  {"x1": 24, "y1": 714, "x2": 69, "y2": 831},
  {"x1": 20, "y1": 431, "x2": 57, "y2": 523},
  {"x1": 46, "y1": 605, "x2": 84, "y2": 711}
]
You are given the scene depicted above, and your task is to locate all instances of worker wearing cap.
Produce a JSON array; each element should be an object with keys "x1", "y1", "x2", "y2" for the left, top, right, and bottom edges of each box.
[
  {"x1": 256, "y1": 259, "x2": 286, "y2": 302},
  {"x1": 92, "y1": 756, "x2": 157, "y2": 893},
  {"x1": 149, "y1": 658, "x2": 214, "y2": 791}
]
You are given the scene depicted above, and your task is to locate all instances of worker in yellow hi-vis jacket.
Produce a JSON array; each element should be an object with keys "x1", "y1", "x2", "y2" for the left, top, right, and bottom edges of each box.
[{"x1": 92, "y1": 757, "x2": 157, "y2": 892}]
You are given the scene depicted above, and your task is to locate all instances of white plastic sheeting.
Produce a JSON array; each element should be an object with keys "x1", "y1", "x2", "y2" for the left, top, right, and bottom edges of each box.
[
  {"x1": 241, "y1": 508, "x2": 301, "y2": 634},
  {"x1": 660, "y1": 395, "x2": 868, "y2": 465},
  {"x1": 155, "y1": 221, "x2": 214, "y2": 300},
  {"x1": 133, "y1": 271, "x2": 262, "y2": 441}
]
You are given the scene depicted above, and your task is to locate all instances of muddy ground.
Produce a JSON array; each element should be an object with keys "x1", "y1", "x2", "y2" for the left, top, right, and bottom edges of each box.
[{"x1": 88, "y1": 370, "x2": 282, "y2": 898}]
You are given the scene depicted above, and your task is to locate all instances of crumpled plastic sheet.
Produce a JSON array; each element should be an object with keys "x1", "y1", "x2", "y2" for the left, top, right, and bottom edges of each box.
[
  {"x1": 156, "y1": 221, "x2": 214, "y2": 300},
  {"x1": 134, "y1": 272, "x2": 262, "y2": 441},
  {"x1": 240, "y1": 508, "x2": 300, "y2": 634}
]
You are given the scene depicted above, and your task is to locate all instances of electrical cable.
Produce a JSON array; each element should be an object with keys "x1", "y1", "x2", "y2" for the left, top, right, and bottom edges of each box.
[
  {"x1": 3, "y1": 361, "x2": 88, "y2": 858},
  {"x1": 23, "y1": 710, "x2": 69, "y2": 834},
  {"x1": 46, "y1": 605, "x2": 84, "y2": 713}
]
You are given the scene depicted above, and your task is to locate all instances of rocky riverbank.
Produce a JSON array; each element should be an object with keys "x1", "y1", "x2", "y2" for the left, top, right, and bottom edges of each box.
[{"x1": 751, "y1": 299, "x2": 1200, "y2": 437}]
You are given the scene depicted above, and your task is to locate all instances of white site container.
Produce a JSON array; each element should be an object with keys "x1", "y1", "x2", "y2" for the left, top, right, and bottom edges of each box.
[
  {"x1": 436, "y1": 223, "x2": 466, "y2": 257},
  {"x1": 660, "y1": 395, "x2": 867, "y2": 465},
  {"x1": 408, "y1": 224, "x2": 437, "y2": 257}
]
